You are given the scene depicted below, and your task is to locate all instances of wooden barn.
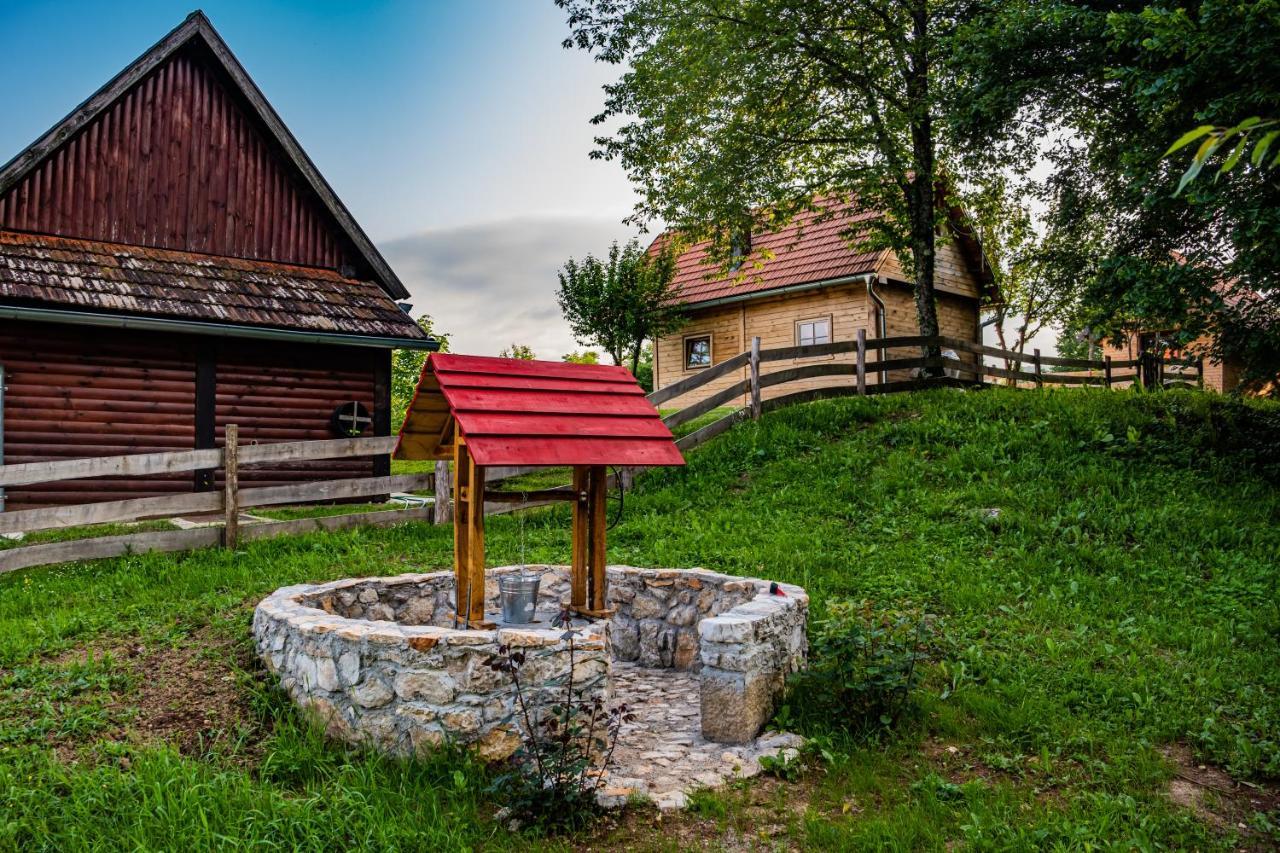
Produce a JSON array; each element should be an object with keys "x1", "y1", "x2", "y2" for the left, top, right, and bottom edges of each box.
[{"x1": 0, "y1": 12, "x2": 436, "y2": 510}]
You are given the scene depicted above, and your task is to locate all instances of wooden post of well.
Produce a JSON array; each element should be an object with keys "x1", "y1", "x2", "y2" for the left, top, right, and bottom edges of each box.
[
  {"x1": 588, "y1": 465, "x2": 607, "y2": 611},
  {"x1": 452, "y1": 436, "x2": 470, "y2": 624},
  {"x1": 570, "y1": 465, "x2": 589, "y2": 611},
  {"x1": 749, "y1": 336, "x2": 762, "y2": 419},
  {"x1": 1104, "y1": 355, "x2": 1113, "y2": 390},
  {"x1": 856, "y1": 328, "x2": 867, "y2": 395},
  {"x1": 466, "y1": 456, "x2": 486, "y2": 624},
  {"x1": 434, "y1": 459, "x2": 453, "y2": 524},
  {"x1": 223, "y1": 423, "x2": 239, "y2": 549},
  {"x1": 1033, "y1": 349, "x2": 1043, "y2": 389}
]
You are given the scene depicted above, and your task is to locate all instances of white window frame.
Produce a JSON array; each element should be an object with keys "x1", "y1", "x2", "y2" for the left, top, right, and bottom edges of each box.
[
  {"x1": 795, "y1": 316, "x2": 833, "y2": 348},
  {"x1": 682, "y1": 333, "x2": 713, "y2": 371}
]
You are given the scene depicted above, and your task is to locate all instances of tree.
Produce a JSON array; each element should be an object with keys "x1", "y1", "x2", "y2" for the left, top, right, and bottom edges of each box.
[
  {"x1": 391, "y1": 315, "x2": 449, "y2": 428},
  {"x1": 952, "y1": 0, "x2": 1280, "y2": 385},
  {"x1": 556, "y1": 238, "x2": 684, "y2": 375},
  {"x1": 558, "y1": 0, "x2": 992, "y2": 371},
  {"x1": 499, "y1": 344, "x2": 537, "y2": 360},
  {"x1": 632, "y1": 341, "x2": 655, "y2": 392},
  {"x1": 562, "y1": 350, "x2": 601, "y2": 364}
]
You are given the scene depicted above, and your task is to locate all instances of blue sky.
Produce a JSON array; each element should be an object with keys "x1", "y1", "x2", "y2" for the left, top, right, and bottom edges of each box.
[{"x1": 0, "y1": 0, "x2": 640, "y2": 356}]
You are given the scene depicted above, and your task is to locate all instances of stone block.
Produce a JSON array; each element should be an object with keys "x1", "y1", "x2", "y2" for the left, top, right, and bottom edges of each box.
[
  {"x1": 336, "y1": 651, "x2": 361, "y2": 686},
  {"x1": 350, "y1": 677, "x2": 394, "y2": 709},
  {"x1": 699, "y1": 669, "x2": 776, "y2": 744},
  {"x1": 699, "y1": 616, "x2": 753, "y2": 644},
  {"x1": 394, "y1": 670, "x2": 457, "y2": 704},
  {"x1": 631, "y1": 593, "x2": 668, "y2": 620}
]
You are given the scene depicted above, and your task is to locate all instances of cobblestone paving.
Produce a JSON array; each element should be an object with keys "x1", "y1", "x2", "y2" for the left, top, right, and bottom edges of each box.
[{"x1": 598, "y1": 662, "x2": 803, "y2": 810}]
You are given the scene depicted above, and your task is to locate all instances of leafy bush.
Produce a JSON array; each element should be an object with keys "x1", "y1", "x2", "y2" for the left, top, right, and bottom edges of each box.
[
  {"x1": 484, "y1": 612, "x2": 633, "y2": 835},
  {"x1": 779, "y1": 600, "x2": 935, "y2": 735}
]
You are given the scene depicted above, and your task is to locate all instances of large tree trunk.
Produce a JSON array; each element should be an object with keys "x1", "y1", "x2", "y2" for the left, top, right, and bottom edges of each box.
[{"x1": 907, "y1": 2, "x2": 942, "y2": 374}]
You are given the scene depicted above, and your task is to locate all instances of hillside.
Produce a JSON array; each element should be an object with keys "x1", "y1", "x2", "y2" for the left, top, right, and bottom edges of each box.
[{"x1": 1, "y1": 388, "x2": 1278, "y2": 849}]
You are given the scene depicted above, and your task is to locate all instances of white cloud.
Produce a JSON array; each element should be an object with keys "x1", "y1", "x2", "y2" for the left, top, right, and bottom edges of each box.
[{"x1": 380, "y1": 214, "x2": 638, "y2": 359}]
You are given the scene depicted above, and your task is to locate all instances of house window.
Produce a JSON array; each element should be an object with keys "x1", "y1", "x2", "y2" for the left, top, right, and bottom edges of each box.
[
  {"x1": 683, "y1": 334, "x2": 712, "y2": 370},
  {"x1": 795, "y1": 317, "x2": 832, "y2": 347}
]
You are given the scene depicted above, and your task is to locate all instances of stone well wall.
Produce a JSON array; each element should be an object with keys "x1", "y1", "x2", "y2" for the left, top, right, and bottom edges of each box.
[
  {"x1": 606, "y1": 566, "x2": 808, "y2": 743},
  {"x1": 254, "y1": 565, "x2": 808, "y2": 756},
  {"x1": 253, "y1": 570, "x2": 609, "y2": 761}
]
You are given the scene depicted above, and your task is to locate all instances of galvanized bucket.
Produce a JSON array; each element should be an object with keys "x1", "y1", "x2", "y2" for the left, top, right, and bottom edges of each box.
[{"x1": 499, "y1": 572, "x2": 541, "y2": 624}]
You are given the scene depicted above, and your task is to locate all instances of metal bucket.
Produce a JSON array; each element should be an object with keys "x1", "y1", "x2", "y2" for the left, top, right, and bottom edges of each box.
[{"x1": 499, "y1": 572, "x2": 542, "y2": 624}]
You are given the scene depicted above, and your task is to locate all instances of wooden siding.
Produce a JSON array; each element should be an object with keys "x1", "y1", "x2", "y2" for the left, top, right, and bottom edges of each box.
[
  {"x1": 0, "y1": 321, "x2": 197, "y2": 507},
  {"x1": 214, "y1": 343, "x2": 379, "y2": 488},
  {"x1": 0, "y1": 43, "x2": 356, "y2": 272},
  {"x1": 877, "y1": 241, "x2": 981, "y2": 299},
  {"x1": 655, "y1": 280, "x2": 981, "y2": 407},
  {"x1": 1100, "y1": 332, "x2": 1240, "y2": 392},
  {"x1": 0, "y1": 321, "x2": 384, "y2": 508}
]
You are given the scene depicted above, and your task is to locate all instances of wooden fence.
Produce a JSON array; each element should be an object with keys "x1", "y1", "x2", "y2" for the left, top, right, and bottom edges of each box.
[
  {"x1": 0, "y1": 428, "x2": 433, "y2": 575},
  {"x1": 651, "y1": 331, "x2": 1203, "y2": 456}
]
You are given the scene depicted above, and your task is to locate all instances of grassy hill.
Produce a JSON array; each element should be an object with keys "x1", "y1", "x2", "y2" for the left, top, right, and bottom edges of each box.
[{"x1": 1, "y1": 388, "x2": 1277, "y2": 850}]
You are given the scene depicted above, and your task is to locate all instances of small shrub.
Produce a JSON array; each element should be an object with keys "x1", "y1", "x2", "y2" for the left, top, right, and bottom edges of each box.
[
  {"x1": 779, "y1": 600, "x2": 935, "y2": 735},
  {"x1": 485, "y1": 611, "x2": 633, "y2": 835}
]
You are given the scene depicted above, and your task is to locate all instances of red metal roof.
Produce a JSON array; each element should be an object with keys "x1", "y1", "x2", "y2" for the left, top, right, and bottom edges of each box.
[
  {"x1": 394, "y1": 354, "x2": 685, "y2": 468},
  {"x1": 650, "y1": 198, "x2": 884, "y2": 307}
]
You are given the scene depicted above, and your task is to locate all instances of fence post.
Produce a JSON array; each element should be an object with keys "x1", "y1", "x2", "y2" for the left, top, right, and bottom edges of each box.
[
  {"x1": 1033, "y1": 349, "x2": 1043, "y2": 389},
  {"x1": 1104, "y1": 355, "x2": 1113, "y2": 390},
  {"x1": 856, "y1": 328, "x2": 867, "y2": 395},
  {"x1": 1197, "y1": 358, "x2": 1205, "y2": 390},
  {"x1": 434, "y1": 459, "x2": 453, "y2": 524},
  {"x1": 1156, "y1": 353, "x2": 1165, "y2": 390},
  {"x1": 749, "y1": 336, "x2": 762, "y2": 419},
  {"x1": 223, "y1": 423, "x2": 239, "y2": 549}
]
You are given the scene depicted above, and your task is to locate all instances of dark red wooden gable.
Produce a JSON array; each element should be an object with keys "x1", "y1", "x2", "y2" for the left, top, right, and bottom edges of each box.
[
  {"x1": 0, "y1": 43, "x2": 353, "y2": 272},
  {"x1": 394, "y1": 354, "x2": 685, "y2": 468}
]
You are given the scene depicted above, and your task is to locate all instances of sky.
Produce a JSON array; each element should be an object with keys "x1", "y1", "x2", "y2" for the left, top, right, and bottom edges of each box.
[
  {"x1": 0, "y1": 0, "x2": 1053, "y2": 359},
  {"x1": 0, "y1": 0, "x2": 640, "y2": 357}
]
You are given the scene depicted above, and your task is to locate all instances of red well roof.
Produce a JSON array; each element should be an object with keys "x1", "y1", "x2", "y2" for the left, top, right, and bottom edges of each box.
[{"x1": 394, "y1": 354, "x2": 685, "y2": 468}]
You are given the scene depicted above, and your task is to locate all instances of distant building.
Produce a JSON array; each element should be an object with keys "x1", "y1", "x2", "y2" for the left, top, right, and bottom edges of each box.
[
  {"x1": 649, "y1": 197, "x2": 995, "y2": 404},
  {"x1": 0, "y1": 13, "x2": 436, "y2": 508}
]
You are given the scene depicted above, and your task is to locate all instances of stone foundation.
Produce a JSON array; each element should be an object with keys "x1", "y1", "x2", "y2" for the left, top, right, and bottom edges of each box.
[{"x1": 253, "y1": 565, "x2": 807, "y2": 761}]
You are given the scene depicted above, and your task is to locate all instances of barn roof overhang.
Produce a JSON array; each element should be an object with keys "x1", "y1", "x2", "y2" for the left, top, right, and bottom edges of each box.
[
  {"x1": 394, "y1": 354, "x2": 685, "y2": 467},
  {"x1": 0, "y1": 304, "x2": 440, "y2": 351}
]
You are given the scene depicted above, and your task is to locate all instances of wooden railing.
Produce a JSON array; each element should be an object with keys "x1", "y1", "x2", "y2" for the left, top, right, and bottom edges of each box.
[
  {"x1": 656, "y1": 332, "x2": 1203, "y2": 455},
  {"x1": 0, "y1": 428, "x2": 433, "y2": 574}
]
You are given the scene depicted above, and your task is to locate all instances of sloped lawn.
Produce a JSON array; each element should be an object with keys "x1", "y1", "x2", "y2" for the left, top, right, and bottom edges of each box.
[{"x1": 1, "y1": 388, "x2": 1277, "y2": 850}]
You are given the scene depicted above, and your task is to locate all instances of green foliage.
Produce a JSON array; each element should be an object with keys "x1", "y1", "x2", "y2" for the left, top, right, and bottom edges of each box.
[
  {"x1": 556, "y1": 238, "x2": 683, "y2": 375},
  {"x1": 780, "y1": 600, "x2": 934, "y2": 735},
  {"x1": 1165, "y1": 118, "x2": 1280, "y2": 194},
  {"x1": 484, "y1": 620, "x2": 632, "y2": 835},
  {"x1": 556, "y1": 0, "x2": 997, "y2": 361},
  {"x1": 499, "y1": 344, "x2": 537, "y2": 360},
  {"x1": 953, "y1": 0, "x2": 1280, "y2": 386},
  {"x1": 631, "y1": 341, "x2": 654, "y2": 392},
  {"x1": 391, "y1": 315, "x2": 449, "y2": 430},
  {"x1": 561, "y1": 350, "x2": 600, "y2": 365}
]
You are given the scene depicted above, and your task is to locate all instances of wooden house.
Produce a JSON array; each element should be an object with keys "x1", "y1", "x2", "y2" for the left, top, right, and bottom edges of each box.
[
  {"x1": 0, "y1": 13, "x2": 436, "y2": 509},
  {"x1": 650, "y1": 198, "x2": 995, "y2": 405}
]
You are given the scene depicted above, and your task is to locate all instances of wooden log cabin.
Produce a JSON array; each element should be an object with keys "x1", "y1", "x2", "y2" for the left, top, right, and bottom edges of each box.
[
  {"x1": 0, "y1": 13, "x2": 436, "y2": 510},
  {"x1": 650, "y1": 198, "x2": 995, "y2": 405}
]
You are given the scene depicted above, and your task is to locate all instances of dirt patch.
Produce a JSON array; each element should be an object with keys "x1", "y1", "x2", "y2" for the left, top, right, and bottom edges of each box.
[
  {"x1": 1161, "y1": 743, "x2": 1280, "y2": 844},
  {"x1": 573, "y1": 773, "x2": 818, "y2": 851},
  {"x1": 45, "y1": 627, "x2": 264, "y2": 763}
]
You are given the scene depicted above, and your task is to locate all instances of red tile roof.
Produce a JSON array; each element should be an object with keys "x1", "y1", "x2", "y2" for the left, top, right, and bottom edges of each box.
[
  {"x1": 394, "y1": 354, "x2": 685, "y2": 468},
  {"x1": 0, "y1": 230, "x2": 428, "y2": 341},
  {"x1": 651, "y1": 198, "x2": 885, "y2": 307}
]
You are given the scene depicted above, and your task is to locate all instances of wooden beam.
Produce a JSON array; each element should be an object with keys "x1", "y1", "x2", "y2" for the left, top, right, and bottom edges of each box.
[
  {"x1": 482, "y1": 488, "x2": 576, "y2": 503},
  {"x1": 223, "y1": 424, "x2": 239, "y2": 549},
  {"x1": 434, "y1": 459, "x2": 453, "y2": 524},
  {"x1": 453, "y1": 433, "x2": 470, "y2": 625},
  {"x1": 570, "y1": 465, "x2": 588, "y2": 610},
  {"x1": 588, "y1": 465, "x2": 607, "y2": 611},
  {"x1": 466, "y1": 454, "x2": 487, "y2": 624}
]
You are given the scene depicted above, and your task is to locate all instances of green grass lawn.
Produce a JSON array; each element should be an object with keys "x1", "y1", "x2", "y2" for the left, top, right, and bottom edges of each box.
[{"x1": 1, "y1": 388, "x2": 1278, "y2": 850}]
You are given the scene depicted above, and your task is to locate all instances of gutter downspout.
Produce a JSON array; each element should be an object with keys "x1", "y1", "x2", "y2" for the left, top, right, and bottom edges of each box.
[{"x1": 866, "y1": 275, "x2": 888, "y2": 385}]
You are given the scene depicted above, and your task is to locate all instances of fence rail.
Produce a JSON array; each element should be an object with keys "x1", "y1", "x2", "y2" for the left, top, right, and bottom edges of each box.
[{"x1": 0, "y1": 430, "x2": 432, "y2": 574}]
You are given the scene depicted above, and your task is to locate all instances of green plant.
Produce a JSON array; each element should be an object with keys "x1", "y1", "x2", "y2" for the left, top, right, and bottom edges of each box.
[
  {"x1": 484, "y1": 611, "x2": 633, "y2": 834},
  {"x1": 782, "y1": 600, "x2": 934, "y2": 735}
]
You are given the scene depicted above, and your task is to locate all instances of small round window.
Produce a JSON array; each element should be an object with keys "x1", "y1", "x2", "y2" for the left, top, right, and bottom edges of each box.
[{"x1": 330, "y1": 401, "x2": 373, "y2": 437}]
